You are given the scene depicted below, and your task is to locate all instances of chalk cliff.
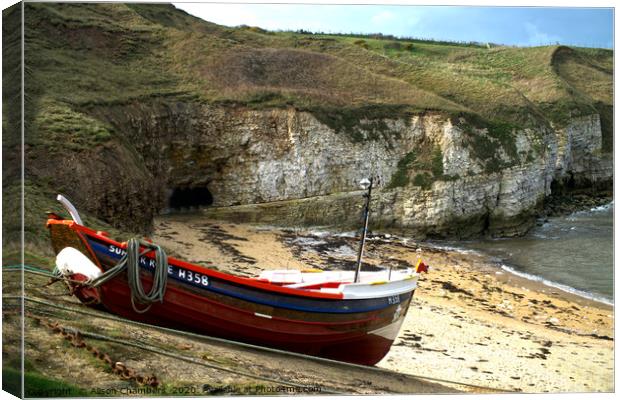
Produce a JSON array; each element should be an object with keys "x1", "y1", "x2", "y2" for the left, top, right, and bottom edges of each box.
[
  {"x1": 43, "y1": 102, "x2": 609, "y2": 238},
  {"x1": 4, "y1": 3, "x2": 612, "y2": 242}
]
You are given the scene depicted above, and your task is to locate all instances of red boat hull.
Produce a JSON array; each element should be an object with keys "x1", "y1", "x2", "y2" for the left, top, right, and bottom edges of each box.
[
  {"x1": 48, "y1": 220, "x2": 414, "y2": 365},
  {"x1": 98, "y1": 279, "x2": 411, "y2": 365}
]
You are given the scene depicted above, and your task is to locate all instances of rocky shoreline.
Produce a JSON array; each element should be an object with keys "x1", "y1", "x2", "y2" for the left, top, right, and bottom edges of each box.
[
  {"x1": 541, "y1": 189, "x2": 613, "y2": 218},
  {"x1": 151, "y1": 215, "x2": 614, "y2": 393}
]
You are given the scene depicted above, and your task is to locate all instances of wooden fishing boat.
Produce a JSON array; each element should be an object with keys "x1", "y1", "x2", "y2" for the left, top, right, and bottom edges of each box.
[{"x1": 47, "y1": 187, "x2": 426, "y2": 365}]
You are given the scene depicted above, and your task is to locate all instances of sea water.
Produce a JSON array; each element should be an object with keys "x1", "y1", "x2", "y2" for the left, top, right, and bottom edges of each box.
[{"x1": 454, "y1": 202, "x2": 614, "y2": 305}]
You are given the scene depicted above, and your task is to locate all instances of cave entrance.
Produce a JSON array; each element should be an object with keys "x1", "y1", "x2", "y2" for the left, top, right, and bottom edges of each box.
[
  {"x1": 550, "y1": 175, "x2": 576, "y2": 195},
  {"x1": 168, "y1": 186, "x2": 214, "y2": 210}
]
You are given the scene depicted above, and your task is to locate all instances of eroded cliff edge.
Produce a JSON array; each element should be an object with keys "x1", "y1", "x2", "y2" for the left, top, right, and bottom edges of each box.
[
  {"x1": 30, "y1": 101, "x2": 611, "y2": 239},
  {"x1": 10, "y1": 3, "x2": 612, "y2": 244}
]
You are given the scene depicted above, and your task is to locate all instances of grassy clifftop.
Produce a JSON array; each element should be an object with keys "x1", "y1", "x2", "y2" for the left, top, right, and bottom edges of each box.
[
  {"x1": 2, "y1": 3, "x2": 613, "y2": 246},
  {"x1": 23, "y1": 3, "x2": 612, "y2": 128}
]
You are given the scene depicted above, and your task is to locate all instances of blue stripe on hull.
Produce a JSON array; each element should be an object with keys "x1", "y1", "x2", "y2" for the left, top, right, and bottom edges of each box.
[{"x1": 86, "y1": 238, "x2": 410, "y2": 314}]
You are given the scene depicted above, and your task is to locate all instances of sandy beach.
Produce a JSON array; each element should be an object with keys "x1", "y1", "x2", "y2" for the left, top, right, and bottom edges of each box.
[{"x1": 152, "y1": 214, "x2": 614, "y2": 393}]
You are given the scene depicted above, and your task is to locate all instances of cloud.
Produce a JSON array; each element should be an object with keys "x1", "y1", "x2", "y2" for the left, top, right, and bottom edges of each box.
[
  {"x1": 524, "y1": 22, "x2": 562, "y2": 46},
  {"x1": 174, "y1": 3, "x2": 338, "y2": 33},
  {"x1": 369, "y1": 9, "x2": 422, "y2": 36},
  {"x1": 371, "y1": 11, "x2": 396, "y2": 25},
  {"x1": 174, "y1": 3, "x2": 263, "y2": 27}
]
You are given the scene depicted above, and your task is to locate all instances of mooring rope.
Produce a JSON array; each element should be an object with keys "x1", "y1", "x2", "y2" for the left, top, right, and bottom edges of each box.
[
  {"x1": 86, "y1": 238, "x2": 169, "y2": 313},
  {"x1": 4, "y1": 264, "x2": 93, "y2": 285},
  {"x1": 4, "y1": 241, "x2": 169, "y2": 313}
]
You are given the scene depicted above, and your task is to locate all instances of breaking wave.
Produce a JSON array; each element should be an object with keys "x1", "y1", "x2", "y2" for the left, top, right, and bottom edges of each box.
[{"x1": 500, "y1": 263, "x2": 613, "y2": 306}]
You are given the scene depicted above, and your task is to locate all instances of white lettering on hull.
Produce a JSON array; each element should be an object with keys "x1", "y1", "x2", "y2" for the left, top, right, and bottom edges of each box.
[{"x1": 107, "y1": 244, "x2": 208, "y2": 288}]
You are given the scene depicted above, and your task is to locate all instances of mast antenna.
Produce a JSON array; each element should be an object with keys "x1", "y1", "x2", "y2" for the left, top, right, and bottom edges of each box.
[{"x1": 354, "y1": 178, "x2": 373, "y2": 283}]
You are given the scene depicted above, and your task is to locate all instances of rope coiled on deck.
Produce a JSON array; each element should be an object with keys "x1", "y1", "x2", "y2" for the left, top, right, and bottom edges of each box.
[{"x1": 87, "y1": 238, "x2": 168, "y2": 313}]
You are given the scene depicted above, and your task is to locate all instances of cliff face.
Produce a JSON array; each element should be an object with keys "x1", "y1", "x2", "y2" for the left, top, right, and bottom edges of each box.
[
  {"x1": 551, "y1": 115, "x2": 613, "y2": 187},
  {"x1": 12, "y1": 3, "x2": 613, "y2": 241},
  {"x1": 34, "y1": 102, "x2": 609, "y2": 238},
  {"x1": 374, "y1": 114, "x2": 612, "y2": 237}
]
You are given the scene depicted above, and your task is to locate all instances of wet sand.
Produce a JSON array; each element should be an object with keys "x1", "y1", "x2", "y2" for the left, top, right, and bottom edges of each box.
[{"x1": 152, "y1": 215, "x2": 614, "y2": 393}]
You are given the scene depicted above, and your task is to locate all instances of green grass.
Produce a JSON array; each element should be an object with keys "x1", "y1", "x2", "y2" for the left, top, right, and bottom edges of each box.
[
  {"x1": 3, "y1": 179, "x2": 135, "y2": 253},
  {"x1": 21, "y1": 3, "x2": 611, "y2": 132},
  {"x1": 458, "y1": 122, "x2": 512, "y2": 173},
  {"x1": 448, "y1": 111, "x2": 528, "y2": 172},
  {"x1": 412, "y1": 173, "x2": 434, "y2": 190},
  {"x1": 537, "y1": 99, "x2": 598, "y2": 126},
  {"x1": 21, "y1": 3, "x2": 611, "y2": 123},
  {"x1": 430, "y1": 147, "x2": 443, "y2": 176},
  {"x1": 3, "y1": 5, "x2": 22, "y2": 149},
  {"x1": 308, "y1": 104, "x2": 413, "y2": 142},
  {"x1": 387, "y1": 145, "x2": 447, "y2": 189},
  {"x1": 388, "y1": 151, "x2": 417, "y2": 188},
  {"x1": 31, "y1": 101, "x2": 114, "y2": 150},
  {"x1": 3, "y1": 367, "x2": 90, "y2": 398},
  {"x1": 594, "y1": 102, "x2": 613, "y2": 153},
  {"x1": 2, "y1": 366, "x2": 22, "y2": 398}
]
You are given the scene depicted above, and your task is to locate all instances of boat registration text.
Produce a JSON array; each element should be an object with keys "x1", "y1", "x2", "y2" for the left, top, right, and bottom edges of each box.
[{"x1": 107, "y1": 244, "x2": 209, "y2": 288}]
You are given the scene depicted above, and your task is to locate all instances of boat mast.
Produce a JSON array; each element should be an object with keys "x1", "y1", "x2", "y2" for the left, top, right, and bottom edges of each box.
[{"x1": 354, "y1": 178, "x2": 373, "y2": 283}]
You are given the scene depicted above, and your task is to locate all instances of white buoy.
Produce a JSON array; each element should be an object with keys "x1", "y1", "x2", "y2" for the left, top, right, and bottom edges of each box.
[{"x1": 55, "y1": 247, "x2": 102, "y2": 280}]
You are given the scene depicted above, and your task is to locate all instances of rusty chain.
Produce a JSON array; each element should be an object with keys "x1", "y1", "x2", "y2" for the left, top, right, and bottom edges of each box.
[{"x1": 27, "y1": 311, "x2": 160, "y2": 387}]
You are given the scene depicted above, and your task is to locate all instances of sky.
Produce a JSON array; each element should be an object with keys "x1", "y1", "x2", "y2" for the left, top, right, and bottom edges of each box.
[{"x1": 173, "y1": 2, "x2": 614, "y2": 48}]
